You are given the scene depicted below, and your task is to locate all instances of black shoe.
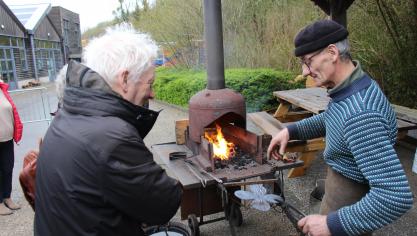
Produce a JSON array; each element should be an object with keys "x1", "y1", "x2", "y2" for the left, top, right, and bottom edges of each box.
[{"x1": 310, "y1": 179, "x2": 325, "y2": 201}]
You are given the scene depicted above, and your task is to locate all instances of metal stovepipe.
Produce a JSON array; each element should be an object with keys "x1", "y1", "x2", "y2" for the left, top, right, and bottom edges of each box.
[{"x1": 203, "y1": 0, "x2": 225, "y2": 90}]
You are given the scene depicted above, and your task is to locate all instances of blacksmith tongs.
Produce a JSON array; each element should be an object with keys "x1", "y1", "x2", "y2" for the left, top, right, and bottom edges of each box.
[
  {"x1": 184, "y1": 159, "x2": 223, "y2": 184},
  {"x1": 184, "y1": 159, "x2": 208, "y2": 187}
]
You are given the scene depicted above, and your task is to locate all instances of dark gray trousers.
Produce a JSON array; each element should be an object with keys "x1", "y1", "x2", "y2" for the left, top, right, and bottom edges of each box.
[{"x1": 0, "y1": 139, "x2": 14, "y2": 203}]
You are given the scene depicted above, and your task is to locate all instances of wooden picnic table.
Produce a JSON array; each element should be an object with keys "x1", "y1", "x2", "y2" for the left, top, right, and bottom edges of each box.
[
  {"x1": 248, "y1": 88, "x2": 330, "y2": 178},
  {"x1": 248, "y1": 111, "x2": 325, "y2": 178},
  {"x1": 273, "y1": 87, "x2": 329, "y2": 116},
  {"x1": 249, "y1": 87, "x2": 417, "y2": 178},
  {"x1": 273, "y1": 87, "x2": 417, "y2": 136}
]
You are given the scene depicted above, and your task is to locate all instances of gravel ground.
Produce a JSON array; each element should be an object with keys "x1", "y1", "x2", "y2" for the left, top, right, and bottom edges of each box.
[{"x1": 1, "y1": 86, "x2": 416, "y2": 236}]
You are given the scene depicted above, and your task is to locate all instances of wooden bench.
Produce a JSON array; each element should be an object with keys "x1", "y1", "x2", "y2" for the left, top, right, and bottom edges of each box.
[
  {"x1": 393, "y1": 104, "x2": 417, "y2": 140},
  {"x1": 248, "y1": 111, "x2": 325, "y2": 177}
]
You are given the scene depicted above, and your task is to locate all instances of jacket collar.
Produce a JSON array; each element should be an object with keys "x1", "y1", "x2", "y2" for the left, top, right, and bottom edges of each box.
[
  {"x1": 66, "y1": 60, "x2": 117, "y2": 96},
  {"x1": 63, "y1": 61, "x2": 160, "y2": 138},
  {"x1": 0, "y1": 81, "x2": 9, "y2": 91},
  {"x1": 329, "y1": 74, "x2": 372, "y2": 102},
  {"x1": 328, "y1": 60, "x2": 364, "y2": 95}
]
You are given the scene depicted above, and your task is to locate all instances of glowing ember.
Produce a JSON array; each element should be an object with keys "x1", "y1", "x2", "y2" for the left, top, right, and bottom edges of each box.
[{"x1": 204, "y1": 124, "x2": 235, "y2": 160}]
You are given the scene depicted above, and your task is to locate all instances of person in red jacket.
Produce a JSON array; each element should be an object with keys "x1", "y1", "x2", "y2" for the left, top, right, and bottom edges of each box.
[{"x1": 0, "y1": 77, "x2": 23, "y2": 215}]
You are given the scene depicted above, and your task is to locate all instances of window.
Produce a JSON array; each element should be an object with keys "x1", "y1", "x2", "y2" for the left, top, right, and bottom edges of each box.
[
  {"x1": 35, "y1": 40, "x2": 57, "y2": 49},
  {"x1": 36, "y1": 50, "x2": 44, "y2": 70},
  {"x1": 19, "y1": 49, "x2": 28, "y2": 71},
  {"x1": 4, "y1": 49, "x2": 11, "y2": 59},
  {"x1": 15, "y1": 38, "x2": 28, "y2": 71},
  {"x1": 17, "y1": 38, "x2": 24, "y2": 47},
  {"x1": 0, "y1": 36, "x2": 10, "y2": 46},
  {"x1": 63, "y1": 19, "x2": 70, "y2": 45},
  {"x1": 45, "y1": 41, "x2": 52, "y2": 48},
  {"x1": 74, "y1": 23, "x2": 80, "y2": 48},
  {"x1": 35, "y1": 40, "x2": 43, "y2": 48},
  {"x1": 54, "y1": 50, "x2": 62, "y2": 68},
  {"x1": 11, "y1": 38, "x2": 18, "y2": 46},
  {"x1": 0, "y1": 48, "x2": 15, "y2": 84}
]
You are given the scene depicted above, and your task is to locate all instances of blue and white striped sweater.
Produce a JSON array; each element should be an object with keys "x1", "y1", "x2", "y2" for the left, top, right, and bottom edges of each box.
[{"x1": 287, "y1": 75, "x2": 413, "y2": 236}]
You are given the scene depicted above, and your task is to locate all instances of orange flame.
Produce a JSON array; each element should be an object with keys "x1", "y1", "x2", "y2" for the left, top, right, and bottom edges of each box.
[{"x1": 204, "y1": 124, "x2": 235, "y2": 160}]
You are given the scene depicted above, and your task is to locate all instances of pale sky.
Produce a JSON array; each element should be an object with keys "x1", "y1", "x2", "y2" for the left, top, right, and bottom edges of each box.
[{"x1": 4, "y1": 0, "x2": 129, "y2": 32}]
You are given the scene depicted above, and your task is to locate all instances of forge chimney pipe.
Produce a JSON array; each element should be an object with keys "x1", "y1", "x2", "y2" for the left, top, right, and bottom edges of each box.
[{"x1": 203, "y1": 0, "x2": 225, "y2": 90}]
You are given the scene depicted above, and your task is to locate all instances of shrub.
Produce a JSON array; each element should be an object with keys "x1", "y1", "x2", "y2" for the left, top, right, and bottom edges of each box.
[{"x1": 154, "y1": 67, "x2": 303, "y2": 112}]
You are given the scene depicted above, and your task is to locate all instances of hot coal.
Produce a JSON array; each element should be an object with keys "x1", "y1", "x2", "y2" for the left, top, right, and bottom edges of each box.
[{"x1": 213, "y1": 146, "x2": 257, "y2": 170}]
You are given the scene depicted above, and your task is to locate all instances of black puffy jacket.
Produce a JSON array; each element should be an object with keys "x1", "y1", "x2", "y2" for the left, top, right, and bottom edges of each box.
[{"x1": 34, "y1": 61, "x2": 182, "y2": 236}]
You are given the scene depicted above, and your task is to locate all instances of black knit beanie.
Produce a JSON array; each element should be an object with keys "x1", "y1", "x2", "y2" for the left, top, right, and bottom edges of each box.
[{"x1": 294, "y1": 20, "x2": 348, "y2": 57}]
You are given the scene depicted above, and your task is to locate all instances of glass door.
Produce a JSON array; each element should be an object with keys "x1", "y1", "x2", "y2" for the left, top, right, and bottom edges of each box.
[
  {"x1": 47, "y1": 50, "x2": 56, "y2": 81},
  {"x1": 0, "y1": 48, "x2": 17, "y2": 89}
]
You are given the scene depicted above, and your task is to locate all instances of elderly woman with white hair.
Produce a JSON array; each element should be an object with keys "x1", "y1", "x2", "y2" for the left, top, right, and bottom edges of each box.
[{"x1": 34, "y1": 24, "x2": 182, "y2": 236}]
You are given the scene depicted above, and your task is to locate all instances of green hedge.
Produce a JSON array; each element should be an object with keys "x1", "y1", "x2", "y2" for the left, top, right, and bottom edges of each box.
[{"x1": 154, "y1": 67, "x2": 303, "y2": 112}]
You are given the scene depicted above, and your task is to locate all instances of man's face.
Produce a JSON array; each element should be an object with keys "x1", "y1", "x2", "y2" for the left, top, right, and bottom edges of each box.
[
  {"x1": 300, "y1": 46, "x2": 336, "y2": 88},
  {"x1": 125, "y1": 66, "x2": 156, "y2": 107}
]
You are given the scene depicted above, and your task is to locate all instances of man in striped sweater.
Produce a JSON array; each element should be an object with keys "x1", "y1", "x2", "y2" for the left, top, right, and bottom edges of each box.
[{"x1": 267, "y1": 20, "x2": 413, "y2": 236}]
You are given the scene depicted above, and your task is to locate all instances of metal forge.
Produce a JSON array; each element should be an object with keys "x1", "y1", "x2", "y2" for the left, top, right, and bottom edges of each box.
[
  {"x1": 183, "y1": 0, "x2": 270, "y2": 182},
  {"x1": 151, "y1": 1, "x2": 306, "y2": 235},
  {"x1": 186, "y1": 89, "x2": 270, "y2": 181}
]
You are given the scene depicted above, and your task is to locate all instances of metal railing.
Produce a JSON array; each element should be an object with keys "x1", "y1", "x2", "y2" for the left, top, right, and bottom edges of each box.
[{"x1": 9, "y1": 86, "x2": 52, "y2": 124}]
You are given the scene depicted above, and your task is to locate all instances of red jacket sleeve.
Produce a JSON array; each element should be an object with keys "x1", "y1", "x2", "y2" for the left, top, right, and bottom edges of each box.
[{"x1": 0, "y1": 82, "x2": 23, "y2": 143}]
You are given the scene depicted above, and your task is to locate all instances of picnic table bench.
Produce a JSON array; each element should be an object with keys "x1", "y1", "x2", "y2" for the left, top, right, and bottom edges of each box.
[
  {"x1": 273, "y1": 87, "x2": 417, "y2": 136},
  {"x1": 249, "y1": 87, "x2": 417, "y2": 178}
]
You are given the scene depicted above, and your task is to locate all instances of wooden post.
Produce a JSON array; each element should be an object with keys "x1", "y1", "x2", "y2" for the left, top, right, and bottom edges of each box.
[
  {"x1": 175, "y1": 119, "x2": 189, "y2": 144},
  {"x1": 310, "y1": 0, "x2": 355, "y2": 27},
  {"x1": 274, "y1": 100, "x2": 291, "y2": 121},
  {"x1": 330, "y1": 2, "x2": 347, "y2": 27}
]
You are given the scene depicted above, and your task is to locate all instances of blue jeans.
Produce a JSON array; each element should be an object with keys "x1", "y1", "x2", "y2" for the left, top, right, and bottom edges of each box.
[{"x1": 0, "y1": 139, "x2": 14, "y2": 203}]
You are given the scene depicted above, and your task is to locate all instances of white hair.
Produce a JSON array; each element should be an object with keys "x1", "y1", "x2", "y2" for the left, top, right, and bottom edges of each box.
[
  {"x1": 55, "y1": 64, "x2": 68, "y2": 105},
  {"x1": 83, "y1": 23, "x2": 158, "y2": 85},
  {"x1": 334, "y1": 38, "x2": 351, "y2": 61}
]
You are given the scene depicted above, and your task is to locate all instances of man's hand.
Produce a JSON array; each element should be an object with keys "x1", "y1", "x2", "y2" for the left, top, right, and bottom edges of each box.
[
  {"x1": 267, "y1": 128, "x2": 289, "y2": 160},
  {"x1": 298, "y1": 215, "x2": 331, "y2": 236}
]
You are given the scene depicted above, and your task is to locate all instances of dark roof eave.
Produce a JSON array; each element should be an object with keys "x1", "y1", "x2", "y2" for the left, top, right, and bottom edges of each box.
[{"x1": 0, "y1": 0, "x2": 27, "y2": 35}]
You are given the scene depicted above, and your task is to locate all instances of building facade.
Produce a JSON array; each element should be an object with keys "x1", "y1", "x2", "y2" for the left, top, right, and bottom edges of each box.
[
  {"x1": 48, "y1": 6, "x2": 82, "y2": 63},
  {"x1": 0, "y1": 0, "x2": 27, "y2": 89},
  {"x1": 0, "y1": 0, "x2": 81, "y2": 89}
]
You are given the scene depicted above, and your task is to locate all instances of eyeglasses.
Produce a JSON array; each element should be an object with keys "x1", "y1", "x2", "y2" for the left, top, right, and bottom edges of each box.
[{"x1": 300, "y1": 47, "x2": 326, "y2": 72}]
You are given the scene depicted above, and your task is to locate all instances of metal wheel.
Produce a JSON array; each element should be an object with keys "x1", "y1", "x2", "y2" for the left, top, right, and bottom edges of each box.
[
  {"x1": 187, "y1": 214, "x2": 200, "y2": 236},
  {"x1": 143, "y1": 221, "x2": 192, "y2": 236},
  {"x1": 228, "y1": 202, "x2": 243, "y2": 227}
]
